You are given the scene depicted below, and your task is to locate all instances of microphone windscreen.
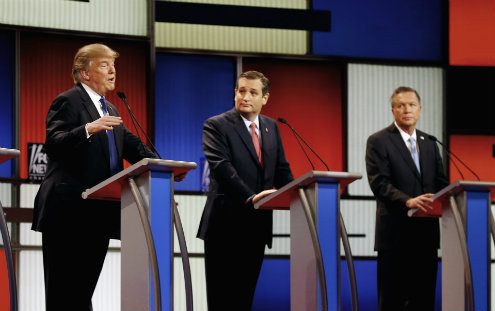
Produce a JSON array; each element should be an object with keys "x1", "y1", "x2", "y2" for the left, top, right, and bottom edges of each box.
[
  {"x1": 277, "y1": 118, "x2": 287, "y2": 124},
  {"x1": 117, "y1": 92, "x2": 126, "y2": 100},
  {"x1": 428, "y1": 135, "x2": 437, "y2": 141}
]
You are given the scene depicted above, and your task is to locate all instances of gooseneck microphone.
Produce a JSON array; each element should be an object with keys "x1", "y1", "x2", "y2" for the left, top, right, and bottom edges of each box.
[
  {"x1": 277, "y1": 118, "x2": 330, "y2": 171},
  {"x1": 278, "y1": 118, "x2": 314, "y2": 170},
  {"x1": 117, "y1": 91, "x2": 162, "y2": 159},
  {"x1": 428, "y1": 135, "x2": 479, "y2": 181}
]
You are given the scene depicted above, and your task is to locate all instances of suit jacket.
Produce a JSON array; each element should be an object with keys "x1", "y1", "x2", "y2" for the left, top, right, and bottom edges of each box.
[
  {"x1": 32, "y1": 83, "x2": 155, "y2": 237},
  {"x1": 366, "y1": 123, "x2": 448, "y2": 251},
  {"x1": 197, "y1": 108, "x2": 294, "y2": 247}
]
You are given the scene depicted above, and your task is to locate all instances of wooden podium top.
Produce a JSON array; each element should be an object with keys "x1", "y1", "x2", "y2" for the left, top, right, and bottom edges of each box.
[
  {"x1": 254, "y1": 171, "x2": 362, "y2": 210},
  {"x1": 81, "y1": 158, "x2": 197, "y2": 201},
  {"x1": 0, "y1": 148, "x2": 20, "y2": 164}
]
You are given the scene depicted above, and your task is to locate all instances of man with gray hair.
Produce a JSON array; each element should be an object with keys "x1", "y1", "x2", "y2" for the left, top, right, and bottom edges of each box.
[
  {"x1": 366, "y1": 86, "x2": 448, "y2": 310},
  {"x1": 32, "y1": 43, "x2": 157, "y2": 310}
]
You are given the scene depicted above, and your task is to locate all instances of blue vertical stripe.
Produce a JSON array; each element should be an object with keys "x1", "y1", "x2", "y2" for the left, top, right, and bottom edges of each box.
[
  {"x1": 155, "y1": 53, "x2": 236, "y2": 191},
  {"x1": 0, "y1": 31, "x2": 14, "y2": 177},
  {"x1": 466, "y1": 190, "x2": 490, "y2": 311},
  {"x1": 317, "y1": 182, "x2": 340, "y2": 310},
  {"x1": 150, "y1": 171, "x2": 173, "y2": 310}
]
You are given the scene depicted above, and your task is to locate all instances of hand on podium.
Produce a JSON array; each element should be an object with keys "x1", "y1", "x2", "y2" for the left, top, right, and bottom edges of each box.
[
  {"x1": 406, "y1": 193, "x2": 435, "y2": 212},
  {"x1": 174, "y1": 172, "x2": 188, "y2": 182},
  {"x1": 253, "y1": 189, "x2": 278, "y2": 204}
]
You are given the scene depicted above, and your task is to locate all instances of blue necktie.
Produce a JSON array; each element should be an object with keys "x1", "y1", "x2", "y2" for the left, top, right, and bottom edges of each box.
[
  {"x1": 100, "y1": 97, "x2": 119, "y2": 175},
  {"x1": 409, "y1": 137, "x2": 421, "y2": 173}
]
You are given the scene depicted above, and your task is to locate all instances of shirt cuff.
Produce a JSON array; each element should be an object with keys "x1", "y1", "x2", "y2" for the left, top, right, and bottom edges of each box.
[
  {"x1": 245, "y1": 194, "x2": 256, "y2": 205},
  {"x1": 85, "y1": 123, "x2": 93, "y2": 139}
]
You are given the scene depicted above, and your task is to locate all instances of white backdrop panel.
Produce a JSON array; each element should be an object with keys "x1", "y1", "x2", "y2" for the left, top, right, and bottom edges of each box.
[
  {"x1": 347, "y1": 63, "x2": 444, "y2": 196},
  {"x1": 0, "y1": 0, "x2": 147, "y2": 36}
]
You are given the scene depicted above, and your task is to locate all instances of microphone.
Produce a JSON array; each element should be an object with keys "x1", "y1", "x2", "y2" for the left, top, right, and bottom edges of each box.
[
  {"x1": 428, "y1": 135, "x2": 479, "y2": 181},
  {"x1": 278, "y1": 118, "x2": 314, "y2": 170},
  {"x1": 117, "y1": 92, "x2": 162, "y2": 159},
  {"x1": 117, "y1": 92, "x2": 140, "y2": 139},
  {"x1": 277, "y1": 118, "x2": 330, "y2": 171}
]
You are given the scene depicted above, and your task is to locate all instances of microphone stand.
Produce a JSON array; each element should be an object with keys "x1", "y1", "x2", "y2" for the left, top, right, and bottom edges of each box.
[
  {"x1": 430, "y1": 135, "x2": 480, "y2": 181},
  {"x1": 117, "y1": 92, "x2": 162, "y2": 159}
]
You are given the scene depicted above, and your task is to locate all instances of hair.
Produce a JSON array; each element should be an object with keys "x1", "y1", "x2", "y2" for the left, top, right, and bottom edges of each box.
[
  {"x1": 390, "y1": 86, "x2": 421, "y2": 108},
  {"x1": 72, "y1": 43, "x2": 119, "y2": 83},
  {"x1": 235, "y1": 71, "x2": 270, "y2": 96}
]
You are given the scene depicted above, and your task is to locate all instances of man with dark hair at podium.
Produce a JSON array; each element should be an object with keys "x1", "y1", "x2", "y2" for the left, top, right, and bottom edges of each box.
[
  {"x1": 197, "y1": 70, "x2": 294, "y2": 310},
  {"x1": 365, "y1": 86, "x2": 449, "y2": 311},
  {"x1": 31, "y1": 43, "x2": 158, "y2": 310}
]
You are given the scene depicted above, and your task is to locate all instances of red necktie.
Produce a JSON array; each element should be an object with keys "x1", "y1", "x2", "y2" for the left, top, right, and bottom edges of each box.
[{"x1": 250, "y1": 123, "x2": 263, "y2": 167}]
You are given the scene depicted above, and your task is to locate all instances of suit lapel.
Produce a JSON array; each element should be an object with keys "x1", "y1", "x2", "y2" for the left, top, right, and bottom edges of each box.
[
  {"x1": 230, "y1": 109, "x2": 262, "y2": 168},
  {"x1": 259, "y1": 116, "x2": 274, "y2": 176},
  {"x1": 388, "y1": 125, "x2": 422, "y2": 182}
]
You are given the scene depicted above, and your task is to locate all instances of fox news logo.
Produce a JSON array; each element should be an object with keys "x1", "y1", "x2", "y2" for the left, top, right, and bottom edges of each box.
[{"x1": 28, "y1": 143, "x2": 47, "y2": 182}]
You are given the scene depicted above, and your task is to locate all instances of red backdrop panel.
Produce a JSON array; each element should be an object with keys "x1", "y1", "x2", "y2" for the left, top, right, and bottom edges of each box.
[
  {"x1": 20, "y1": 34, "x2": 149, "y2": 178},
  {"x1": 0, "y1": 252, "x2": 11, "y2": 310},
  {"x1": 450, "y1": 0, "x2": 495, "y2": 66},
  {"x1": 449, "y1": 135, "x2": 495, "y2": 188},
  {"x1": 243, "y1": 59, "x2": 343, "y2": 179}
]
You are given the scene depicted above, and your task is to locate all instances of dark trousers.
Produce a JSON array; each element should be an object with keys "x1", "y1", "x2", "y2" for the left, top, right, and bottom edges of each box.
[
  {"x1": 204, "y1": 236, "x2": 266, "y2": 311},
  {"x1": 42, "y1": 229, "x2": 110, "y2": 311},
  {"x1": 377, "y1": 247, "x2": 438, "y2": 311}
]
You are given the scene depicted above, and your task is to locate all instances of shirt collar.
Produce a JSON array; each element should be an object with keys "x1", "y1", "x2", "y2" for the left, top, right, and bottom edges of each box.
[
  {"x1": 81, "y1": 83, "x2": 106, "y2": 117},
  {"x1": 240, "y1": 114, "x2": 260, "y2": 130},
  {"x1": 394, "y1": 121, "x2": 417, "y2": 142}
]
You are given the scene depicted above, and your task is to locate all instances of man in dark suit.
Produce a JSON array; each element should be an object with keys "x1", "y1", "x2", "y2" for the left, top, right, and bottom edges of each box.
[
  {"x1": 197, "y1": 71, "x2": 294, "y2": 310},
  {"x1": 366, "y1": 86, "x2": 449, "y2": 311},
  {"x1": 31, "y1": 43, "x2": 159, "y2": 310}
]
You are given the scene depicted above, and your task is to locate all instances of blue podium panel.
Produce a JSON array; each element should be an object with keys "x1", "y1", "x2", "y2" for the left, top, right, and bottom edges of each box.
[
  {"x1": 149, "y1": 171, "x2": 174, "y2": 311},
  {"x1": 317, "y1": 182, "x2": 340, "y2": 310},
  {"x1": 466, "y1": 190, "x2": 490, "y2": 311}
]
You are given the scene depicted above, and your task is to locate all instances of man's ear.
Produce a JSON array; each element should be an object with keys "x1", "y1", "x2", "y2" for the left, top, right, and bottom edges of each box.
[
  {"x1": 262, "y1": 92, "x2": 270, "y2": 106},
  {"x1": 80, "y1": 69, "x2": 90, "y2": 81}
]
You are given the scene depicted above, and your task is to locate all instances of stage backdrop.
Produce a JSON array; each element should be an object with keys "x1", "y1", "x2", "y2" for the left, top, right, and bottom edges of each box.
[{"x1": 154, "y1": 53, "x2": 236, "y2": 191}]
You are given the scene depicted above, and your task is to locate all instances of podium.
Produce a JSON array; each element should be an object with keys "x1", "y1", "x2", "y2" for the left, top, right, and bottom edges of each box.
[
  {"x1": 82, "y1": 158, "x2": 197, "y2": 311},
  {"x1": 411, "y1": 180, "x2": 495, "y2": 311},
  {"x1": 0, "y1": 147, "x2": 19, "y2": 311},
  {"x1": 436, "y1": 181, "x2": 494, "y2": 311},
  {"x1": 255, "y1": 171, "x2": 362, "y2": 311}
]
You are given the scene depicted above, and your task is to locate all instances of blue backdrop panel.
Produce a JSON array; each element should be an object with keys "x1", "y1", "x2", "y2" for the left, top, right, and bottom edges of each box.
[
  {"x1": 312, "y1": 0, "x2": 443, "y2": 61},
  {"x1": 155, "y1": 53, "x2": 236, "y2": 191},
  {"x1": 0, "y1": 31, "x2": 14, "y2": 177},
  {"x1": 253, "y1": 258, "x2": 442, "y2": 311},
  {"x1": 252, "y1": 258, "x2": 291, "y2": 311}
]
